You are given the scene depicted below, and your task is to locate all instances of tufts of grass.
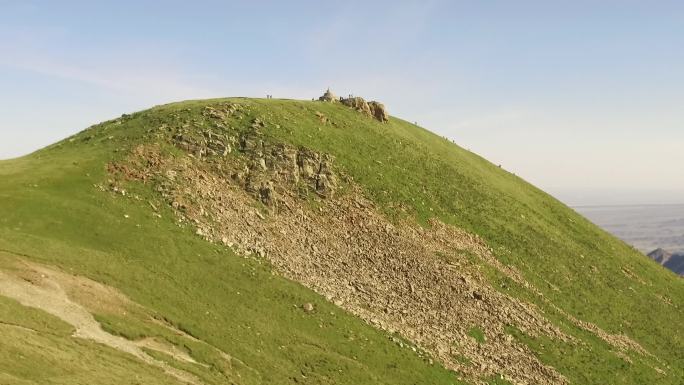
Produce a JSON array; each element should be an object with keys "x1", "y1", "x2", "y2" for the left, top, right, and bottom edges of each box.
[
  {"x1": 467, "y1": 327, "x2": 486, "y2": 344},
  {"x1": 485, "y1": 375, "x2": 514, "y2": 385}
]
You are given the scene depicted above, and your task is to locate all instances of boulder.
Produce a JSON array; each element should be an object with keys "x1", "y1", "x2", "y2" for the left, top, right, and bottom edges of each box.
[
  {"x1": 341, "y1": 97, "x2": 371, "y2": 116},
  {"x1": 259, "y1": 181, "x2": 275, "y2": 205},
  {"x1": 339, "y1": 96, "x2": 389, "y2": 123},
  {"x1": 316, "y1": 174, "x2": 332, "y2": 195},
  {"x1": 297, "y1": 149, "x2": 321, "y2": 178},
  {"x1": 368, "y1": 101, "x2": 389, "y2": 122}
]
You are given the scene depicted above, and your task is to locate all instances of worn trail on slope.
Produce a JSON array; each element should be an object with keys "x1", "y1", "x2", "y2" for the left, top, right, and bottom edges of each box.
[{"x1": 0, "y1": 258, "x2": 202, "y2": 385}]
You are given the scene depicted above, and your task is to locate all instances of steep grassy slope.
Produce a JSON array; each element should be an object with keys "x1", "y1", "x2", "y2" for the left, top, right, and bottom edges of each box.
[
  {"x1": 0, "y1": 97, "x2": 682, "y2": 385},
  {"x1": 0, "y1": 117, "x2": 460, "y2": 384}
]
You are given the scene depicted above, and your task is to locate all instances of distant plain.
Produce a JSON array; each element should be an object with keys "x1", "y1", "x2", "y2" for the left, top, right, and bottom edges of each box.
[{"x1": 574, "y1": 204, "x2": 684, "y2": 253}]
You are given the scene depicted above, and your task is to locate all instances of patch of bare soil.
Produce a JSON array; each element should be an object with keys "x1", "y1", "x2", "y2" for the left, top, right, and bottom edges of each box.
[
  {"x1": 0, "y1": 257, "x2": 202, "y2": 385},
  {"x1": 136, "y1": 337, "x2": 201, "y2": 365}
]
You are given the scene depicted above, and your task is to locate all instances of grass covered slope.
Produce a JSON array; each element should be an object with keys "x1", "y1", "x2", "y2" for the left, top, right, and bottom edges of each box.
[
  {"x1": 0, "y1": 117, "x2": 460, "y2": 384},
  {"x1": 0, "y1": 96, "x2": 682, "y2": 385}
]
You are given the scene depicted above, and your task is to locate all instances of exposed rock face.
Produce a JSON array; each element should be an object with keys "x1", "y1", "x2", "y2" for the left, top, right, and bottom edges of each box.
[
  {"x1": 168, "y1": 105, "x2": 340, "y2": 209},
  {"x1": 340, "y1": 96, "x2": 389, "y2": 123},
  {"x1": 340, "y1": 96, "x2": 371, "y2": 115},
  {"x1": 318, "y1": 89, "x2": 389, "y2": 122},
  {"x1": 229, "y1": 133, "x2": 338, "y2": 206},
  {"x1": 169, "y1": 104, "x2": 245, "y2": 159},
  {"x1": 368, "y1": 101, "x2": 389, "y2": 122},
  {"x1": 648, "y1": 248, "x2": 684, "y2": 275},
  {"x1": 173, "y1": 130, "x2": 234, "y2": 159}
]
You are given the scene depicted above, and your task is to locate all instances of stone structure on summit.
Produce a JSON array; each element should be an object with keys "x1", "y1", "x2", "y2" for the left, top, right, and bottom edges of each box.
[
  {"x1": 318, "y1": 88, "x2": 339, "y2": 102},
  {"x1": 318, "y1": 89, "x2": 389, "y2": 123}
]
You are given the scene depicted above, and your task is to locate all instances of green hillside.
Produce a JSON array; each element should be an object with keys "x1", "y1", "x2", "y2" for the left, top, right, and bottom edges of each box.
[{"x1": 0, "y1": 97, "x2": 681, "y2": 385}]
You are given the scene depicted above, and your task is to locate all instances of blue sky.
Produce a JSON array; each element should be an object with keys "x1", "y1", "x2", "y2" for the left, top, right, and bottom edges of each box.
[{"x1": 1, "y1": 0, "x2": 683, "y2": 205}]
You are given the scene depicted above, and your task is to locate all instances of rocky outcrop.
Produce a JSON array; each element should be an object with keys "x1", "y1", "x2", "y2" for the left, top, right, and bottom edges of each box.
[
  {"x1": 169, "y1": 104, "x2": 246, "y2": 159},
  {"x1": 340, "y1": 96, "x2": 389, "y2": 123},
  {"x1": 340, "y1": 96, "x2": 371, "y2": 115},
  {"x1": 368, "y1": 101, "x2": 389, "y2": 122},
  {"x1": 173, "y1": 130, "x2": 234, "y2": 159},
  {"x1": 169, "y1": 104, "x2": 340, "y2": 208},
  {"x1": 319, "y1": 89, "x2": 389, "y2": 122},
  {"x1": 229, "y1": 133, "x2": 339, "y2": 207}
]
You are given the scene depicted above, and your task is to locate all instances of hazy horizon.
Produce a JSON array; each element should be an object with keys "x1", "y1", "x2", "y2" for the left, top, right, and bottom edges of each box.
[
  {"x1": 1, "y1": 1, "x2": 683, "y2": 206},
  {"x1": 576, "y1": 203, "x2": 684, "y2": 254}
]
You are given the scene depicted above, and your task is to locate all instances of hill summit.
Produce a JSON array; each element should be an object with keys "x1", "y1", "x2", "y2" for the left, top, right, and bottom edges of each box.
[{"x1": 0, "y1": 96, "x2": 682, "y2": 385}]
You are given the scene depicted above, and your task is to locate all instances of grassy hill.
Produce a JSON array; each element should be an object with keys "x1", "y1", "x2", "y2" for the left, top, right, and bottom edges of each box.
[{"x1": 0, "y1": 97, "x2": 681, "y2": 385}]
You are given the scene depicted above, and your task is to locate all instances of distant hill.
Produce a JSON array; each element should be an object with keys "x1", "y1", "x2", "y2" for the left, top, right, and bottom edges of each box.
[
  {"x1": 648, "y1": 248, "x2": 684, "y2": 275},
  {"x1": 0, "y1": 95, "x2": 683, "y2": 385}
]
